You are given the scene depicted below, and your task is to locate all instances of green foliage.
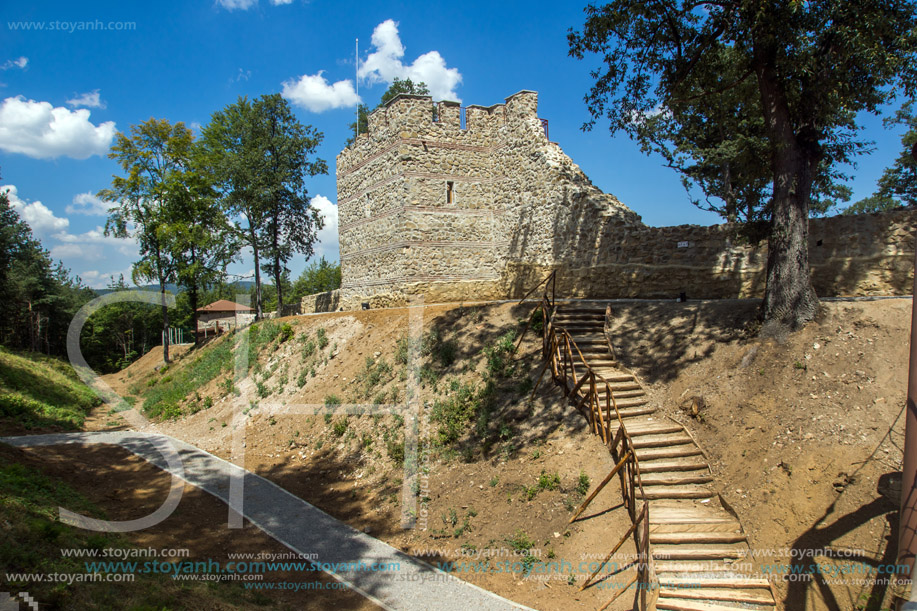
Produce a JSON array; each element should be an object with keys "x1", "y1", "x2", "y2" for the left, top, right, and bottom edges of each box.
[
  {"x1": 291, "y1": 257, "x2": 342, "y2": 301},
  {"x1": 200, "y1": 94, "x2": 328, "y2": 317},
  {"x1": 484, "y1": 330, "x2": 518, "y2": 377},
  {"x1": 317, "y1": 328, "x2": 329, "y2": 349},
  {"x1": 278, "y1": 322, "x2": 294, "y2": 343},
  {"x1": 332, "y1": 417, "x2": 349, "y2": 437},
  {"x1": 430, "y1": 382, "x2": 482, "y2": 445},
  {"x1": 538, "y1": 471, "x2": 560, "y2": 492},
  {"x1": 140, "y1": 320, "x2": 278, "y2": 419},
  {"x1": 847, "y1": 100, "x2": 917, "y2": 212},
  {"x1": 324, "y1": 394, "x2": 341, "y2": 408},
  {"x1": 577, "y1": 472, "x2": 591, "y2": 496},
  {"x1": 569, "y1": 0, "x2": 917, "y2": 328},
  {"x1": 0, "y1": 189, "x2": 96, "y2": 358},
  {"x1": 0, "y1": 347, "x2": 100, "y2": 431},
  {"x1": 358, "y1": 357, "x2": 394, "y2": 397}
]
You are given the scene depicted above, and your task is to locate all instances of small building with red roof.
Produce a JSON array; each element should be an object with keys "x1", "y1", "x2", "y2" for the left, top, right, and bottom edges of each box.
[{"x1": 196, "y1": 300, "x2": 255, "y2": 338}]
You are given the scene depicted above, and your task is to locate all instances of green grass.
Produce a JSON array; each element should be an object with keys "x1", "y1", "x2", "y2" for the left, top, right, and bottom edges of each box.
[
  {"x1": 140, "y1": 321, "x2": 282, "y2": 419},
  {"x1": 0, "y1": 347, "x2": 101, "y2": 432}
]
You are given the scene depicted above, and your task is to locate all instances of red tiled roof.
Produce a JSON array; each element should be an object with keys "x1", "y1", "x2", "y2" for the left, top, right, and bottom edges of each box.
[{"x1": 196, "y1": 299, "x2": 255, "y2": 312}]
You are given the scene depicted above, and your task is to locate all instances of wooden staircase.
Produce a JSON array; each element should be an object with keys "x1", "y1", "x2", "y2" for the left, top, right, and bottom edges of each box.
[{"x1": 554, "y1": 303, "x2": 778, "y2": 611}]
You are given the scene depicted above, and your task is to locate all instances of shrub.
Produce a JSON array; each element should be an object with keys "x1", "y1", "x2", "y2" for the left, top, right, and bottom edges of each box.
[
  {"x1": 577, "y1": 472, "x2": 590, "y2": 496},
  {"x1": 431, "y1": 383, "x2": 481, "y2": 445},
  {"x1": 324, "y1": 394, "x2": 341, "y2": 408},
  {"x1": 332, "y1": 418, "x2": 349, "y2": 437},
  {"x1": 538, "y1": 471, "x2": 560, "y2": 492},
  {"x1": 278, "y1": 323, "x2": 294, "y2": 343},
  {"x1": 317, "y1": 328, "x2": 329, "y2": 349}
]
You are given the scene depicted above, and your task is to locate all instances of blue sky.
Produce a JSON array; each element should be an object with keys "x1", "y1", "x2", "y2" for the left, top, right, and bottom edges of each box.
[{"x1": 0, "y1": 1, "x2": 910, "y2": 289}]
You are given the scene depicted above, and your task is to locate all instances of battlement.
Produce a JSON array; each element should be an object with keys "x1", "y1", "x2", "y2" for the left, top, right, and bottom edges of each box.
[{"x1": 338, "y1": 91, "x2": 547, "y2": 172}]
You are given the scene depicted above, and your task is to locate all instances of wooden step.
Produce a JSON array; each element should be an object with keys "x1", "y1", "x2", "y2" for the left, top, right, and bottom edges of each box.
[
  {"x1": 656, "y1": 597, "x2": 771, "y2": 611},
  {"x1": 650, "y1": 522, "x2": 743, "y2": 534},
  {"x1": 614, "y1": 406, "x2": 657, "y2": 419},
  {"x1": 658, "y1": 576, "x2": 771, "y2": 590},
  {"x1": 660, "y1": 588, "x2": 775, "y2": 606},
  {"x1": 612, "y1": 423, "x2": 684, "y2": 437},
  {"x1": 636, "y1": 446, "x2": 703, "y2": 461},
  {"x1": 641, "y1": 474, "x2": 714, "y2": 486},
  {"x1": 650, "y1": 531, "x2": 747, "y2": 544},
  {"x1": 639, "y1": 486, "x2": 714, "y2": 500},
  {"x1": 639, "y1": 459, "x2": 708, "y2": 473},
  {"x1": 655, "y1": 561, "x2": 750, "y2": 573},
  {"x1": 631, "y1": 433, "x2": 694, "y2": 449},
  {"x1": 598, "y1": 396, "x2": 648, "y2": 409},
  {"x1": 598, "y1": 389, "x2": 645, "y2": 399},
  {"x1": 653, "y1": 545, "x2": 747, "y2": 560}
]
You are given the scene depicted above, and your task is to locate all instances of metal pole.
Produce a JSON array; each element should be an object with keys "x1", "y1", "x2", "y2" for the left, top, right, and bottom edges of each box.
[
  {"x1": 355, "y1": 38, "x2": 359, "y2": 141},
  {"x1": 896, "y1": 142, "x2": 917, "y2": 608}
]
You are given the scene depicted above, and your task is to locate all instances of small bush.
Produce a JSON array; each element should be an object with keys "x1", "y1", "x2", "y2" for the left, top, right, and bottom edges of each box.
[
  {"x1": 332, "y1": 418, "x2": 349, "y2": 437},
  {"x1": 317, "y1": 328, "x2": 329, "y2": 349},
  {"x1": 302, "y1": 340, "x2": 316, "y2": 358},
  {"x1": 577, "y1": 472, "x2": 590, "y2": 496},
  {"x1": 324, "y1": 394, "x2": 341, "y2": 408},
  {"x1": 278, "y1": 323, "x2": 294, "y2": 343},
  {"x1": 538, "y1": 471, "x2": 560, "y2": 492}
]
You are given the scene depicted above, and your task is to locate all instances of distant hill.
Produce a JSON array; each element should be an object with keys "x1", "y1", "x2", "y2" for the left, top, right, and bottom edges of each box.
[{"x1": 94, "y1": 281, "x2": 256, "y2": 296}]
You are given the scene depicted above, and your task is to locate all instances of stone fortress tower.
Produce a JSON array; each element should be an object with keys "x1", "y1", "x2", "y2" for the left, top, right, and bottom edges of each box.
[
  {"x1": 335, "y1": 90, "x2": 641, "y2": 308},
  {"x1": 313, "y1": 90, "x2": 914, "y2": 312}
]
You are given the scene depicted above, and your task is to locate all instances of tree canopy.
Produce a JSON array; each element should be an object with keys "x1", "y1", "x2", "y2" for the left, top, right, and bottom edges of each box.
[
  {"x1": 569, "y1": 0, "x2": 917, "y2": 331},
  {"x1": 846, "y1": 100, "x2": 917, "y2": 214}
]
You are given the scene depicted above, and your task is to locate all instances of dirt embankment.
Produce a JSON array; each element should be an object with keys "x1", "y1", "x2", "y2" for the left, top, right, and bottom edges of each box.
[
  {"x1": 607, "y1": 298, "x2": 909, "y2": 611},
  {"x1": 78, "y1": 297, "x2": 912, "y2": 611}
]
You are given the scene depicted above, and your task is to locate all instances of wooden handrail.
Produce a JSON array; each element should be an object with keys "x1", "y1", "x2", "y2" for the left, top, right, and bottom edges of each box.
[{"x1": 524, "y1": 275, "x2": 655, "y2": 608}]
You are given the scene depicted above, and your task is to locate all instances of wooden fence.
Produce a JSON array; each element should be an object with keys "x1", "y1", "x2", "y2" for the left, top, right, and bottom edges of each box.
[{"x1": 518, "y1": 271, "x2": 656, "y2": 610}]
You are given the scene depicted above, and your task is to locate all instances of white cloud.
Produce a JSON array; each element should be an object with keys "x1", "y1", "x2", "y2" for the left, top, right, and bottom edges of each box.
[
  {"x1": 51, "y1": 243, "x2": 103, "y2": 261},
  {"x1": 311, "y1": 194, "x2": 339, "y2": 261},
  {"x1": 282, "y1": 71, "x2": 361, "y2": 113},
  {"x1": 358, "y1": 19, "x2": 462, "y2": 102},
  {"x1": 0, "y1": 96, "x2": 116, "y2": 159},
  {"x1": 270, "y1": 0, "x2": 293, "y2": 4},
  {"x1": 66, "y1": 192, "x2": 111, "y2": 216},
  {"x1": 232, "y1": 68, "x2": 251, "y2": 83},
  {"x1": 78, "y1": 267, "x2": 136, "y2": 290},
  {"x1": 1, "y1": 57, "x2": 28, "y2": 70},
  {"x1": 2, "y1": 184, "x2": 69, "y2": 236},
  {"x1": 66, "y1": 89, "x2": 106, "y2": 109},
  {"x1": 216, "y1": 0, "x2": 257, "y2": 9}
]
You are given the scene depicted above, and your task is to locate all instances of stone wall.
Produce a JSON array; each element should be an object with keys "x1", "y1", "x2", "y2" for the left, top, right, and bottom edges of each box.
[{"x1": 336, "y1": 90, "x2": 916, "y2": 306}]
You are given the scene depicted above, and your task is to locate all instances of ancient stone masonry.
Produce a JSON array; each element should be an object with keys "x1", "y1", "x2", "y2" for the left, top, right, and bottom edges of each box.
[{"x1": 315, "y1": 90, "x2": 916, "y2": 312}]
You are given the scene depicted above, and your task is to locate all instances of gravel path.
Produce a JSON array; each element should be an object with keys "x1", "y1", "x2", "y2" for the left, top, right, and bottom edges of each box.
[{"x1": 2, "y1": 431, "x2": 533, "y2": 611}]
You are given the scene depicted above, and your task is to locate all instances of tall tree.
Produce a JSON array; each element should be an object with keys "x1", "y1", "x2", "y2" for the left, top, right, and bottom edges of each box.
[
  {"x1": 254, "y1": 94, "x2": 327, "y2": 317},
  {"x1": 170, "y1": 143, "x2": 239, "y2": 342},
  {"x1": 569, "y1": 0, "x2": 917, "y2": 332},
  {"x1": 200, "y1": 97, "x2": 269, "y2": 319},
  {"x1": 99, "y1": 119, "x2": 196, "y2": 363},
  {"x1": 203, "y1": 95, "x2": 327, "y2": 318},
  {"x1": 291, "y1": 256, "x2": 342, "y2": 302}
]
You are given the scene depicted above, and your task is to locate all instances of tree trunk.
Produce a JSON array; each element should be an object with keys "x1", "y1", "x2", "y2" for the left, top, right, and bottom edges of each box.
[
  {"x1": 751, "y1": 34, "x2": 820, "y2": 334},
  {"x1": 252, "y1": 232, "x2": 263, "y2": 321},
  {"x1": 161, "y1": 282, "x2": 170, "y2": 363},
  {"x1": 190, "y1": 284, "x2": 199, "y2": 347},
  {"x1": 763, "y1": 147, "x2": 819, "y2": 332},
  {"x1": 274, "y1": 253, "x2": 283, "y2": 318}
]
